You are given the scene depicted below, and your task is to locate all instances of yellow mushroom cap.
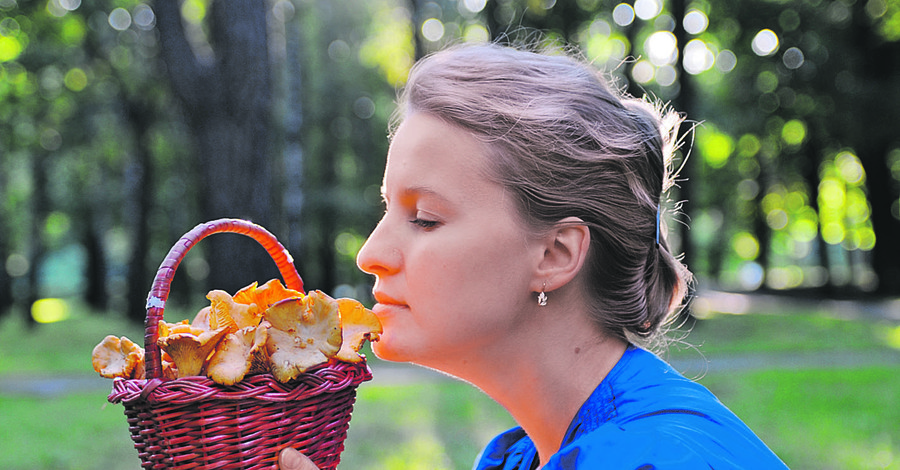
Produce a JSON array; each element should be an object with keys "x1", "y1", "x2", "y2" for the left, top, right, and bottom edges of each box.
[
  {"x1": 207, "y1": 290, "x2": 257, "y2": 333},
  {"x1": 92, "y1": 335, "x2": 145, "y2": 379},
  {"x1": 206, "y1": 323, "x2": 270, "y2": 386},
  {"x1": 334, "y1": 298, "x2": 382, "y2": 363},
  {"x1": 157, "y1": 327, "x2": 229, "y2": 378},
  {"x1": 234, "y1": 279, "x2": 304, "y2": 311},
  {"x1": 264, "y1": 290, "x2": 342, "y2": 382}
]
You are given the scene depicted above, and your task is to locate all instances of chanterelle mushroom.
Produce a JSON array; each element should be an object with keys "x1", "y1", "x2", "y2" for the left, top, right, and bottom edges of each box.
[
  {"x1": 157, "y1": 322, "x2": 229, "y2": 378},
  {"x1": 92, "y1": 335, "x2": 145, "y2": 379},
  {"x1": 334, "y1": 298, "x2": 382, "y2": 363},
  {"x1": 206, "y1": 322, "x2": 271, "y2": 386},
  {"x1": 264, "y1": 290, "x2": 342, "y2": 382},
  {"x1": 234, "y1": 279, "x2": 304, "y2": 313},
  {"x1": 207, "y1": 290, "x2": 257, "y2": 334},
  {"x1": 191, "y1": 306, "x2": 212, "y2": 331}
]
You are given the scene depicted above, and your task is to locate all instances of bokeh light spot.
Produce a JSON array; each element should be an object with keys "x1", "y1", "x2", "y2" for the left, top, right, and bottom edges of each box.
[
  {"x1": 181, "y1": 0, "x2": 206, "y2": 25},
  {"x1": 716, "y1": 49, "x2": 737, "y2": 73},
  {"x1": 767, "y1": 209, "x2": 789, "y2": 230},
  {"x1": 836, "y1": 151, "x2": 864, "y2": 184},
  {"x1": 64, "y1": 67, "x2": 88, "y2": 91},
  {"x1": 612, "y1": 3, "x2": 635, "y2": 26},
  {"x1": 133, "y1": 4, "x2": 156, "y2": 30},
  {"x1": 353, "y1": 96, "x2": 375, "y2": 119},
  {"x1": 632, "y1": 60, "x2": 654, "y2": 84},
  {"x1": 645, "y1": 30, "x2": 677, "y2": 66},
  {"x1": 782, "y1": 119, "x2": 807, "y2": 146},
  {"x1": 421, "y1": 18, "x2": 444, "y2": 42},
  {"x1": 655, "y1": 64, "x2": 677, "y2": 86},
  {"x1": 783, "y1": 46, "x2": 805, "y2": 69},
  {"x1": 462, "y1": 0, "x2": 487, "y2": 14},
  {"x1": 791, "y1": 219, "x2": 819, "y2": 242},
  {"x1": 634, "y1": 0, "x2": 661, "y2": 20},
  {"x1": 752, "y1": 29, "x2": 779, "y2": 56},
  {"x1": 108, "y1": 7, "x2": 132, "y2": 31},
  {"x1": 463, "y1": 23, "x2": 489, "y2": 42},
  {"x1": 6, "y1": 253, "x2": 30, "y2": 277},
  {"x1": 683, "y1": 39, "x2": 715, "y2": 74},
  {"x1": 697, "y1": 125, "x2": 734, "y2": 168},
  {"x1": 756, "y1": 70, "x2": 779, "y2": 93},
  {"x1": 335, "y1": 231, "x2": 365, "y2": 257},
  {"x1": 683, "y1": 9, "x2": 709, "y2": 35},
  {"x1": 822, "y1": 222, "x2": 845, "y2": 245},
  {"x1": 32, "y1": 298, "x2": 70, "y2": 324},
  {"x1": 0, "y1": 35, "x2": 22, "y2": 62},
  {"x1": 733, "y1": 232, "x2": 760, "y2": 260}
]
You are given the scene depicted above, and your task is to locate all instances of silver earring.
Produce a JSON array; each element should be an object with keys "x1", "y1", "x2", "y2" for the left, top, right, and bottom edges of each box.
[{"x1": 537, "y1": 283, "x2": 548, "y2": 306}]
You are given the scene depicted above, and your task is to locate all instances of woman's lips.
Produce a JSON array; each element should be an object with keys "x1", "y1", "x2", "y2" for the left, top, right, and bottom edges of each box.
[
  {"x1": 371, "y1": 292, "x2": 407, "y2": 317},
  {"x1": 373, "y1": 291, "x2": 404, "y2": 305}
]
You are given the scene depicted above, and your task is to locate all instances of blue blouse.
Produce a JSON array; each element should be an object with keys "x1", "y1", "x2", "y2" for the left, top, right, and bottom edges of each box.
[{"x1": 473, "y1": 346, "x2": 789, "y2": 469}]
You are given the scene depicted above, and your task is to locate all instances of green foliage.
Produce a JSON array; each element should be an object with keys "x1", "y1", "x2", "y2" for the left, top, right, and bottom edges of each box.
[{"x1": 3, "y1": 0, "x2": 900, "y2": 325}]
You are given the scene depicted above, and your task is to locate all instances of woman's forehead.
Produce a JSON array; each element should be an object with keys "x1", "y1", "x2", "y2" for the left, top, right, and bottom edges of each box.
[{"x1": 383, "y1": 113, "x2": 494, "y2": 195}]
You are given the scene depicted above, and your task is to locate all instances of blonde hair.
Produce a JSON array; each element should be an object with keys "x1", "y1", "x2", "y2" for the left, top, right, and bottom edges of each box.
[{"x1": 393, "y1": 42, "x2": 691, "y2": 345}]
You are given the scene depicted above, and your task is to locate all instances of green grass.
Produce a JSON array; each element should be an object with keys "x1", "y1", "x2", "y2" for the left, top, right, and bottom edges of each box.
[
  {"x1": 701, "y1": 366, "x2": 900, "y2": 470},
  {"x1": 0, "y1": 392, "x2": 137, "y2": 469},
  {"x1": 1, "y1": 300, "x2": 898, "y2": 469},
  {"x1": 666, "y1": 312, "x2": 898, "y2": 357},
  {"x1": 342, "y1": 382, "x2": 516, "y2": 470}
]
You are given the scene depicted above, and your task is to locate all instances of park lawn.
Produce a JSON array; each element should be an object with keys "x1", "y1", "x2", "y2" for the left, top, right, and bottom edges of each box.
[
  {"x1": 1, "y1": 301, "x2": 898, "y2": 469},
  {"x1": 702, "y1": 366, "x2": 900, "y2": 470},
  {"x1": 0, "y1": 391, "x2": 137, "y2": 469}
]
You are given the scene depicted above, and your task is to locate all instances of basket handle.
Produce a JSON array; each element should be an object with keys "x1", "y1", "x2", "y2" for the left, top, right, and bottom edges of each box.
[{"x1": 143, "y1": 218, "x2": 304, "y2": 379}]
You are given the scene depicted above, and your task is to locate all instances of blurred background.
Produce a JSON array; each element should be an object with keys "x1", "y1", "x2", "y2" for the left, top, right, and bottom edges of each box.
[{"x1": 0, "y1": 0, "x2": 899, "y2": 468}]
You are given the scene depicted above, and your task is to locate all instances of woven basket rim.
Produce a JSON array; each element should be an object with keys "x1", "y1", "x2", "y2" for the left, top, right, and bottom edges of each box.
[{"x1": 109, "y1": 360, "x2": 373, "y2": 405}]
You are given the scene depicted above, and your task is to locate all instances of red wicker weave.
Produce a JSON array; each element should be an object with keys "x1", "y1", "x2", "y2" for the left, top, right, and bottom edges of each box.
[{"x1": 107, "y1": 219, "x2": 372, "y2": 469}]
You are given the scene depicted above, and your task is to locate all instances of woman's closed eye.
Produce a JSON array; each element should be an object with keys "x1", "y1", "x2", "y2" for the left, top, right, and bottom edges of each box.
[{"x1": 410, "y1": 217, "x2": 440, "y2": 230}]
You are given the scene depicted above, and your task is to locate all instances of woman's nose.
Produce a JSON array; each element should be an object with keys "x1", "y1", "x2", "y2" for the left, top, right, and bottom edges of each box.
[{"x1": 356, "y1": 218, "x2": 399, "y2": 276}]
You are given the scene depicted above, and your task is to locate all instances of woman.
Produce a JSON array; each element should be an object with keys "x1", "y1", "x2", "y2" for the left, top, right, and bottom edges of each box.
[{"x1": 281, "y1": 42, "x2": 788, "y2": 469}]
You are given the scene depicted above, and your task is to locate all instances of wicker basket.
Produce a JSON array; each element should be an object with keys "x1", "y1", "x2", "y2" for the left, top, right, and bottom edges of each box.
[{"x1": 107, "y1": 219, "x2": 373, "y2": 469}]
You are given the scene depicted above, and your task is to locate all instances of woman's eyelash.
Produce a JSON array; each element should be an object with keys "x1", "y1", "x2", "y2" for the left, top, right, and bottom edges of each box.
[{"x1": 410, "y1": 218, "x2": 439, "y2": 229}]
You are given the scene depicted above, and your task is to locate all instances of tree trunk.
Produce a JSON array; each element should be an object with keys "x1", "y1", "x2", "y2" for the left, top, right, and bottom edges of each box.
[
  {"x1": 123, "y1": 96, "x2": 156, "y2": 323},
  {"x1": 83, "y1": 211, "x2": 107, "y2": 311},
  {"x1": 838, "y1": 6, "x2": 900, "y2": 295},
  {"x1": 280, "y1": 4, "x2": 307, "y2": 282},
  {"x1": 154, "y1": 0, "x2": 278, "y2": 294},
  {"x1": 0, "y1": 202, "x2": 12, "y2": 318},
  {"x1": 25, "y1": 153, "x2": 49, "y2": 329}
]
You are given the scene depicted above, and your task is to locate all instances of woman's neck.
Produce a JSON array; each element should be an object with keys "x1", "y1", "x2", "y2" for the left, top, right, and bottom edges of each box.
[{"x1": 440, "y1": 304, "x2": 628, "y2": 467}]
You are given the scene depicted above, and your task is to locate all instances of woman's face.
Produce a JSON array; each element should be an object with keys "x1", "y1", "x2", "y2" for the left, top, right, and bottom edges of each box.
[{"x1": 356, "y1": 112, "x2": 542, "y2": 372}]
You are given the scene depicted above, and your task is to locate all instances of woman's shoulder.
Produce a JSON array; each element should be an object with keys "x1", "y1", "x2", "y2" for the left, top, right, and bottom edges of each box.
[
  {"x1": 473, "y1": 347, "x2": 789, "y2": 469},
  {"x1": 588, "y1": 347, "x2": 789, "y2": 467},
  {"x1": 547, "y1": 422, "x2": 789, "y2": 469},
  {"x1": 476, "y1": 422, "x2": 789, "y2": 470}
]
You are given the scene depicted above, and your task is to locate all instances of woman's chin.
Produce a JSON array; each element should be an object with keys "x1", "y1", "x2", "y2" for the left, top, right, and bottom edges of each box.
[{"x1": 371, "y1": 338, "x2": 407, "y2": 363}]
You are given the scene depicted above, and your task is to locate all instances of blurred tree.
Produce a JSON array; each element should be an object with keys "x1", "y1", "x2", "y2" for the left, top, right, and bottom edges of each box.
[
  {"x1": 285, "y1": 0, "x2": 395, "y2": 294},
  {"x1": 0, "y1": 202, "x2": 10, "y2": 318},
  {"x1": 153, "y1": 0, "x2": 279, "y2": 294},
  {"x1": 839, "y1": 0, "x2": 900, "y2": 295},
  {"x1": 2, "y1": 0, "x2": 897, "y2": 329}
]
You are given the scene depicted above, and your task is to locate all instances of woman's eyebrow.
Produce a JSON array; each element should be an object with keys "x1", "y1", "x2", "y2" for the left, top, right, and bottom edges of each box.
[{"x1": 385, "y1": 184, "x2": 449, "y2": 204}]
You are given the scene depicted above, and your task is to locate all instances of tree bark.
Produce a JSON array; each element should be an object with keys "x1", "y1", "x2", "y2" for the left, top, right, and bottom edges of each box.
[
  {"x1": 0, "y1": 201, "x2": 12, "y2": 318},
  {"x1": 154, "y1": 0, "x2": 278, "y2": 294}
]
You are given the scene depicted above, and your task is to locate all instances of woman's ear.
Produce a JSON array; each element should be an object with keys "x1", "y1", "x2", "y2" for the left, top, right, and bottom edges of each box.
[{"x1": 533, "y1": 217, "x2": 590, "y2": 292}]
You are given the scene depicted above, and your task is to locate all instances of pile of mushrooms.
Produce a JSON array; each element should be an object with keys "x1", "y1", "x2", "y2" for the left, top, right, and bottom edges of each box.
[{"x1": 92, "y1": 279, "x2": 381, "y2": 385}]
